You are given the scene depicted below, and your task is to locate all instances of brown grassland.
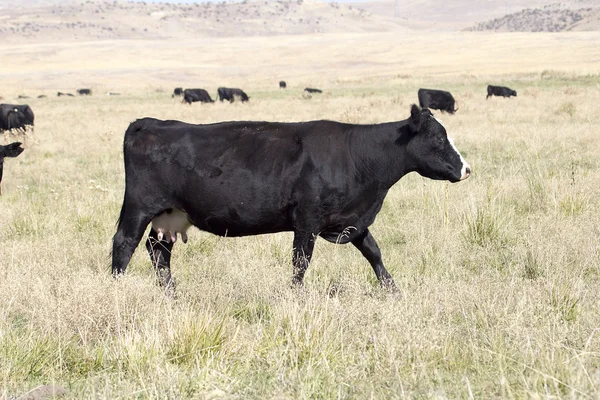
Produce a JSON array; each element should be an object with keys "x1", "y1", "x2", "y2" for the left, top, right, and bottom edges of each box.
[{"x1": 1, "y1": 30, "x2": 600, "y2": 398}]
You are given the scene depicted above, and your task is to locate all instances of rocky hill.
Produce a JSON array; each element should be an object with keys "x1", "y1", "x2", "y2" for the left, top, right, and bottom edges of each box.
[
  {"x1": 465, "y1": 3, "x2": 600, "y2": 32},
  {"x1": 0, "y1": 0, "x2": 409, "y2": 42}
]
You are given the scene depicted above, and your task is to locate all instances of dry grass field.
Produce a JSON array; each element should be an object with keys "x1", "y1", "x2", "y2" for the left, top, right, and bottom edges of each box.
[{"x1": 1, "y1": 26, "x2": 600, "y2": 399}]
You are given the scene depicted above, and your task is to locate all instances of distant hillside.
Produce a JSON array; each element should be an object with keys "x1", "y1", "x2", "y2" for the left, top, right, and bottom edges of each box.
[
  {"x1": 0, "y1": 0, "x2": 409, "y2": 42},
  {"x1": 466, "y1": 3, "x2": 600, "y2": 32},
  {"x1": 353, "y1": 0, "x2": 599, "y2": 31}
]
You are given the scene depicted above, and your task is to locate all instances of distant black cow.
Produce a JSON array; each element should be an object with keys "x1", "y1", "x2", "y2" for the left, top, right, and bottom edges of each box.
[
  {"x1": 304, "y1": 88, "x2": 322, "y2": 94},
  {"x1": 0, "y1": 104, "x2": 35, "y2": 133},
  {"x1": 217, "y1": 87, "x2": 249, "y2": 103},
  {"x1": 17, "y1": 95, "x2": 30, "y2": 99},
  {"x1": 183, "y1": 88, "x2": 214, "y2": 104},
  {"x1": 37, "y1": 95, "x2": 47, "y2": 99},
  {"x1": 172, "y1": 87, "x2": 184, "y2": 98},
  {"x1": 77, "y1": 88, "x2": 92, "y2": 96},
  {"x1": 112, "y1": 105, "x2": 471, "y2": 292},
  {"x1": 418, "y1": 89, "x2": 458, "y2": 114},
  {"x1": 279, "y1": 81, "x2": 287, "y2": 89},
  {"x1": 486, "y1": 85, "x2": 517, "y2": 99},
  {"x1": 0, "y1": 142, "x2": 24, "y2": 195},
  {"x1": 57, "y1": 92, "x2": 74, "y2": 97}
]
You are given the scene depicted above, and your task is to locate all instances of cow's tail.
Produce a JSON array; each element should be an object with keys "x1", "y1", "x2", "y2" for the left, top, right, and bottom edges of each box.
[
  {"x1": 453, "y1": 101, "x2": 459, "y2": 113},
  {"x1": 117, "y1": 120, "x2": 147, "y2": 228}
]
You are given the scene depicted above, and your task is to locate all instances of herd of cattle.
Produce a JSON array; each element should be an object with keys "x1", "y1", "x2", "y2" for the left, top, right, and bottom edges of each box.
[
  {"x1": 1, "y1": 82, "x2": 518, "y2": 291},
  {"x1": 173, "y1": 84, "x2": 516, "y2": 111},
  {"x1": 173, "y1": 84, "x2": 328, "y2": 104}
]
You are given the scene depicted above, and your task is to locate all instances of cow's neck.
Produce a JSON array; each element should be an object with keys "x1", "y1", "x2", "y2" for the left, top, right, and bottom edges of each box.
[{"x1": 349, "y1": 121, "x2": 412, "y2": 190}]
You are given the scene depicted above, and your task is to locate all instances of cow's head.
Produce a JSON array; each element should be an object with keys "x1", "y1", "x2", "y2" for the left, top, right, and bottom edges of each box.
[
  {"x1": 447, "y1": 99, "x2": 458, "y2": 114},
  {"x1": 406, "y1": 105, "x2": 470, "y2": 183},
  {"x1": 0, "y1": 142, "x2": 24, "y2": 159},
  {"x1": 512, "y1": 90, "x2": 517, "y2": 96}
]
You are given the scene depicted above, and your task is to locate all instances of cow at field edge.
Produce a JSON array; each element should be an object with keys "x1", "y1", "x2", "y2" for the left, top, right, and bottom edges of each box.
[
  {"x1": 172, "y1": 87, "x2": 183, "y2": 98},
  {"x1": 57, "y1": 92, "x2": 74, "y2": 97},
  {"x1": 279, "y1": 81, "x2": 287, "y2": 89},
  {"x1": 417, "y1": 89, "x2": 458, "y2": 114},
  {"x1": 183, "y1": 88, "x2": 214, "y2": 104},
  {"x1": 0, "y1": 104, "x2": 34, "y2": 133},
  {"x1": 304, "y1": 87, "x2": 322, "y2": 94},
  {"x1": 112, "y1": 105, "x2": 471, "y2": 292},
  {"x1": 77, "y1": 88, "x2": 92, "y2": 95},
  {"x1": 486, "y1": 85, "x2": 517, "y2": 99},
  {"x1": 217, "y1": 87, "x2": 249, "y2": 103},
  {"x1": 0, "y1": 142, "x2": 24, "y2": 195}
]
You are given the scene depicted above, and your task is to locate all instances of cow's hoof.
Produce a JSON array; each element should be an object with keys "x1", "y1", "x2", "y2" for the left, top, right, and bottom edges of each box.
[{"x1": 380, "y1": 279, "x2": 399, "y2": 293}]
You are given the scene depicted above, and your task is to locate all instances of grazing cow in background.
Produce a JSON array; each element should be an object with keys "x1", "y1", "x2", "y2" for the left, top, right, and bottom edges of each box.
[
  {"x1": 304, "y1": 88, "x2": 322, "y2": 94},
  {"x1": 486, "y1": 85, "x2": 517, "y2": 99},
  {"x1": 77, "y1": 88, "x2": 92, "y2": 96},
  {"x1": 107, "y1": 92, "x2": 121, "y2": 96},
  {"x1": 37, "y1": 95, "x2": 47, "y2": 99},
  {"x1": 57, "y1": 92, "x2": 74, "y2": 97},
  {"x1": 217, "y1": 87, "x2": 249, "y2": 103},
  {"x1": 112, "y1": 104, "x2": 470, "y2": 292},
  {"x1": 183, "y1": 88, "x2": 214, "y2": 104},
  {"x1": 418, "y1": 88, "x2": 458, "y2": 114},
  {"x1": 279, "y1": 81, "x2": 287, "y2": 89},
  {"x1": 17, "y1": 95, "x2": 30, "y2": 99},
  {"x1": 0, "y1": 104, "x2": 35, "y2": 133},
  {"x1": 0, "y1": 142, "x2": 24, "y2": 195},
  {"x1": 172, "y1": 87, "x2": 184, "y2": 98}
]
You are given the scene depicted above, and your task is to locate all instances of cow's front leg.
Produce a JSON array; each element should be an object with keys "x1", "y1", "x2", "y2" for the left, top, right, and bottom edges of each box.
[
  {"x1": 351, "y1": 229, "x2": 396, "y2": 290},
  {"x1": 291, "y1": 231, "x2": 316, "y2": 286},
  {"x1": 146, "y1": 227, "x2": 175, "y2": 295}
]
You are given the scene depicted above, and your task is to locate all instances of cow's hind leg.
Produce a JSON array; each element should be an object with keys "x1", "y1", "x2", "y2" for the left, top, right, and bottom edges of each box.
[
  {"x1": 145, "y1": 227, "x2": 175, "y2": 293},
  {"x1": 292, "y1": 231, "x2": 316, "y2": 286},
  {"x1": 0, "y1": 161, "x2": 4, "y2": 196},
  {"x1": 112, "y1": 206, "x2": 153, "y2": 276},
  {"x1": 352, "y1": 229, "x2": 396, "y2": 290}
]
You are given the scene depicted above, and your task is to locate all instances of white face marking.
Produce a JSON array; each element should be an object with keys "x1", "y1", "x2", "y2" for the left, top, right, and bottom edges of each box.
[
  {"x1": 432, "y1": 115, "x2": 470, "y2": 180},
  {"x1": 447, "y1": 136, "x2": 470, "y2": 180}
]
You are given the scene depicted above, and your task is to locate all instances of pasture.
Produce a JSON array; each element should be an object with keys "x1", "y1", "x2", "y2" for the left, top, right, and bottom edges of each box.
[{"x1": 1, "y1": 32, "x2": 600, "y2": 398}]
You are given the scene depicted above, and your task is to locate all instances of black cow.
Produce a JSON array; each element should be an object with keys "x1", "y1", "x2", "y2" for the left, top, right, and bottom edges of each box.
[
  {"x1": 112, "y1": 105, "x2": 471, "y2": 292},
  {"x1": 418, "y1": 89, "x2": 458, "y2": 114},
  {"x1": 217, "y1": 87, "x2": 249, "y2": 103},
  {"x1": 486, "y1": 85, "x2": 517, "y2": 99},
  {"x1": 0, "y1": 104, "x2": 35, "y2": 133},
  {"x1": 183, "y1": 88, "x2": 214, "y2": 104},
  {"x1": 77, "y1": 88, "x2": 92, "y2": 96},
  {"x1": 37, "y1": 95, "x2": 47, "y2": 99},
  {"x1": 172, "y1": 87, "x2": 184, "y2": 98},
  {"x1": 304, "y1": 88, "x2": 322, "y2": 94},
  {"x1": 0, "y1": 142, "x2": 24, "y2": 195},
  {"x1": 279, "y1": 81, "x2": 287, "y2": 89},
  {"x1": 57, "y1": 92, "x2": 74, "y2": 97}
]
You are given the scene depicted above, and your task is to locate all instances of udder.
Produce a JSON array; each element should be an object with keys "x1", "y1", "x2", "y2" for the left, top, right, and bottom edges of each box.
[{"x1": 151, "y1": 208, "x2": 192, "y2": 243}]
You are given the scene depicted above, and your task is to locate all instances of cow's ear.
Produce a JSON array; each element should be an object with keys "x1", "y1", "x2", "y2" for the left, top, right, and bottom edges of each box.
[{"x1": 409, "y1": 104, "x2": 421, "y2": 133}]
